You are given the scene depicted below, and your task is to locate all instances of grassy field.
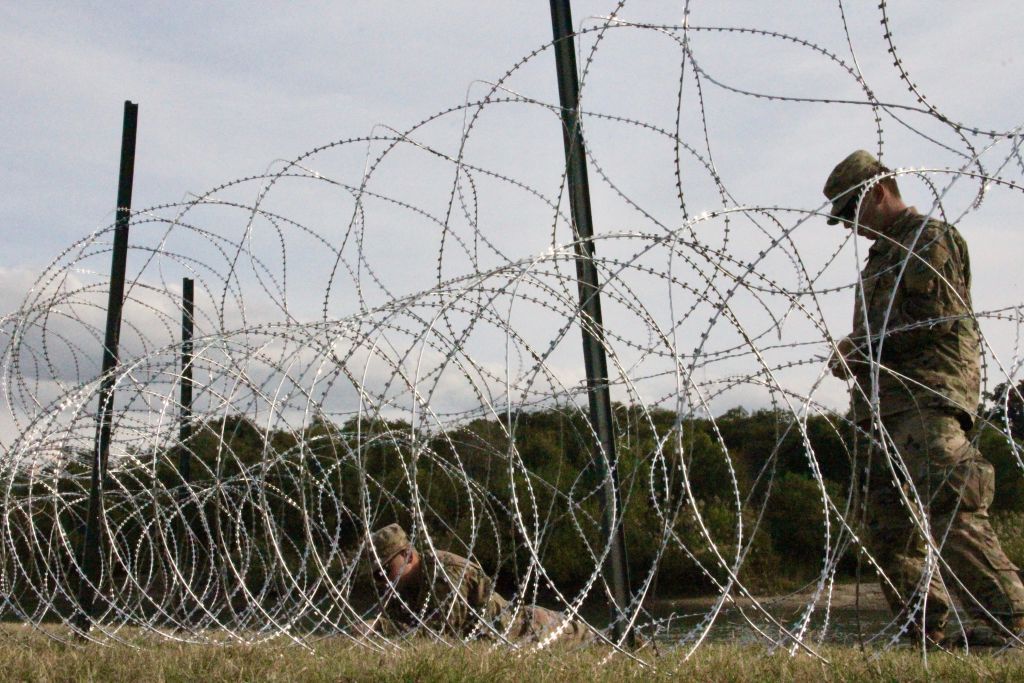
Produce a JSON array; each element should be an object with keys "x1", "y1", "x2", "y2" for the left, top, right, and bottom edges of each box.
[{"x1": 1, "y1": 630, "x2": 1024, "y2": 683}]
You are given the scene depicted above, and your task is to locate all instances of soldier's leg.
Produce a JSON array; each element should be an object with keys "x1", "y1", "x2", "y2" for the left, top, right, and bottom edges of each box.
[
  {"x1": 865, "y1": 414, "x2": 952, "y2": 636},
  {"x1": 920, "y1": 411, "x2": 1024, "y2": 632},
  {"x1": 534, "y1": 606, "x2": 598, "y2": 644},
  {"x1": 501, "y1": 604, "x2": 598, "y2": 644}
]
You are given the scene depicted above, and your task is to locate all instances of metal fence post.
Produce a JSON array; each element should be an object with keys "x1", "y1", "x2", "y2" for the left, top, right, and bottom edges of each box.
[
  {"x1": 75, "y1": 100, "x2": 138, "y2": 633},
  {"x1": 547, "y1": 0, "x2": 633, "y2": 645},
  {"x1": 178, "y1": 277, "x2": 194, "y2": 483}
]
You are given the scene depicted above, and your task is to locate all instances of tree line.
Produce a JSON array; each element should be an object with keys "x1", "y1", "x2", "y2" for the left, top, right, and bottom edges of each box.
[{"x1": 5, "y1": 381, "x2": 1024, "y2": 623}]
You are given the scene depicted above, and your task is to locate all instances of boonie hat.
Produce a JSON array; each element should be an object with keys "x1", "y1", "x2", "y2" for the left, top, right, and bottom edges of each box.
[
  {"x1": 371, "y1": 523, "x2": 410, "y2": 564},
  {"x1": 823, "y1": 149, "x2": 888, "y2": 225}
]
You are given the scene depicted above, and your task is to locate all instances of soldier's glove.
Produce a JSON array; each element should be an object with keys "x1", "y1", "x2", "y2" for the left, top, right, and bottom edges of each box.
[{"x1": 829, "y1": 336, "x2": 855, "y2": 380}]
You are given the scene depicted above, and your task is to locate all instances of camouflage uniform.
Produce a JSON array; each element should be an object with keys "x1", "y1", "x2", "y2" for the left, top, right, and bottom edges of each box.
[
  {"x1": 842, "y1": 206, "x2": 1024, "y2": 633},
  {"x1": 368, "y1": 525, "x2": 596, "y2": 644},
  {"x1": 846, "y1": 209, "x2": 980, "y2": 425}
]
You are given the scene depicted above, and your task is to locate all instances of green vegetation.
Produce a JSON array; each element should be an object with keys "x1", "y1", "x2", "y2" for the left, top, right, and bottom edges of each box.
[{"x1": 9, "y1": 391, "x2": 1024, "y2": 623}]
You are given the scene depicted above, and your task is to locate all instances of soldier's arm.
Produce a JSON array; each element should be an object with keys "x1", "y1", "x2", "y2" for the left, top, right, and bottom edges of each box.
[
  {"x1": 889, "y1": 230, "x2": 962, "y2": 346},
  {"x1": 836, "y1": 234, "x2": 953, "y2": 370},
  {"x1": 829, "y1": 336, "x2": 857, "y2": 379},
  {"x1": 348, "y1": 610, "x2": 403, "y2": 638},
  {"x1": 461, "y1": 564, "x2": 513, "y2": 639}
]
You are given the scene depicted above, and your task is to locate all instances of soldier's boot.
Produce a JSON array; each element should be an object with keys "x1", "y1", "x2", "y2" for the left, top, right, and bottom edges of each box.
[
  {"x1": 1004, "y1": 615, "x2": 1024, "y2": 647},
  {"x1": 978, "y1": 615, "x2": 1024, "y2": 647},
  {"x1": 904, "y1": 622, "x2": 946, "y2": 647},
  {"x1": 940, "y1": 617, "x2": 1024, "y2": 649}
]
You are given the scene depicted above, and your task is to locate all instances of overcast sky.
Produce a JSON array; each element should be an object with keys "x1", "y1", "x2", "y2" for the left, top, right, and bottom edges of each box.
[{"x1": 3, "y1": 2, "x2": 1023, "y2": 431}]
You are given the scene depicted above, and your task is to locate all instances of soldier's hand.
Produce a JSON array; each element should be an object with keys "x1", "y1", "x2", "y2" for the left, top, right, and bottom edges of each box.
[
  {"x1": 829, "y1": 337, "x2": 854, "y2": 379},
  {"x1": 348, "y1": 613, "x2": 384, "y2": 638}
]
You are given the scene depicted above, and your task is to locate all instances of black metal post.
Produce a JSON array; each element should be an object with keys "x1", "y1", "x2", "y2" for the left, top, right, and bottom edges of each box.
[
  {"x1": 548, "y1": 1, "x2": 632, "y2": 645},
  {"x1": 178, "y1": 277, "x2": 194, "y2": 483},
  {"x1": 75, "y1": 100, "x2": 138, "y2": 632},
  {"x1": 174, "y1": 277, "x2": 195, "y2": 624}
]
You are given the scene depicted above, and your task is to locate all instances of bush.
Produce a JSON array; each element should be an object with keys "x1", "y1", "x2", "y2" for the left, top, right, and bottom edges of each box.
[
  {"x1": 991, "y1": 510, "x2": 1024, "y2": 569},
  {"x1": 977, "y1": 424, "x2": 1024, "y2": 513},
  {"x1": 761, "y1": 472, "x2": 847, "y2": 573}
]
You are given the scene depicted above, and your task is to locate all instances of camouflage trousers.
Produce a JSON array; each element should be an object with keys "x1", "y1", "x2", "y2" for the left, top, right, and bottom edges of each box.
[
  {"x1": 354, "y1": 604, "x2": 598, "y2": 645},
  {"x1": 865, "y1": 409, "x2": 1024, "y2": 633},
  {"x1": 496, "y1": 604, "x2": 599, "y2": 645}
]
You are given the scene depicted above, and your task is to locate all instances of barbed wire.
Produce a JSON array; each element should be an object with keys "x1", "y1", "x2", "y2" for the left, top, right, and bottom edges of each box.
[{"x1": 1, "y1": 1, "x2": 1023, "y2": 667}]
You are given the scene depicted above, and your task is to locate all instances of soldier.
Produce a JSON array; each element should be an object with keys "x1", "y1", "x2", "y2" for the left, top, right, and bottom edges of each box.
[
  {"x1": 365, "y1": 523, "x2": 597, "y2": 644},
  {"x1": 824, "y1": 150, "x2": 1024, "y2": 646}
]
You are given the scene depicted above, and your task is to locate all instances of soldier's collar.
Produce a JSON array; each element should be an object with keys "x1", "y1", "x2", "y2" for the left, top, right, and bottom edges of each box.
[
  {"x1": 867, "y1": 207, "x2": 922, "y2": 256},
  {"x1": 893, "y1": 206, "x2": 923, "y2": 230}
]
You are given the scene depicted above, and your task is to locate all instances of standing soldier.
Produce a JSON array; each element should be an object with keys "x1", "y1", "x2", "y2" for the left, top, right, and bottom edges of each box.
[
  {"x1": 364, "y1": 523, "x2": 597, "y2": 644},
  {"x1": 824, "y1": 150, "x2": 1024, "y2": 646}
]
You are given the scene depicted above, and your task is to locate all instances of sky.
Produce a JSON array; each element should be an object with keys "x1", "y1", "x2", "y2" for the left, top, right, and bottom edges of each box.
[{"x1": 2, "y1": 2, "x2": 1024, "y2": 441}]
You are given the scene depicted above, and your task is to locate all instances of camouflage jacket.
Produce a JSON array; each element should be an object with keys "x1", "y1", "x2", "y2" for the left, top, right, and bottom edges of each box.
[
  {"x1": 380, "y1": 549, "x2": 508, "y2": 639},
  {"x1": 847, "y1": 209, "x2": 980, "y2": 425}
]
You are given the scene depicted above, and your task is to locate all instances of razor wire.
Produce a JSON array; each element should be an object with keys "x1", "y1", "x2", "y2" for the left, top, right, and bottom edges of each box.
[{"x1": 1, "y1": 0, "x2": 1023, "y2": 666}]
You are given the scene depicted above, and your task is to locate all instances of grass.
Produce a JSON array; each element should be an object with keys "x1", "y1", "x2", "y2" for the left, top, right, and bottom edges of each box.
[{"x1": 1, "y1": 629, "x2": 1024, "y2": 682}]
